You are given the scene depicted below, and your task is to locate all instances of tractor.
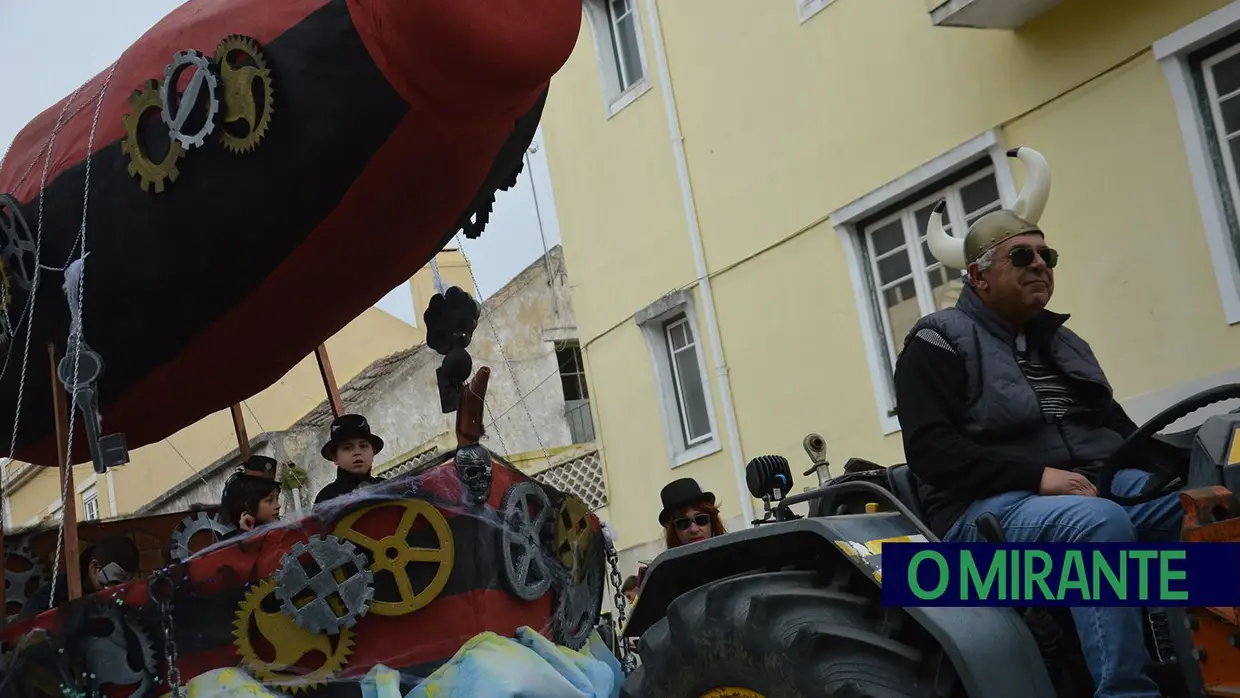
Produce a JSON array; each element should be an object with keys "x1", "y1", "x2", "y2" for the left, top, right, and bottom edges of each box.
[{"x1": 619, "y1": 384, "x2": 1240, "y2": 698}]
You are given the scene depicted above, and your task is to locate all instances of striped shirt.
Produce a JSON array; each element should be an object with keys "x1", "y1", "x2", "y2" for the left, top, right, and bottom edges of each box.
[{"x1": 1015, "y1": 333, "x2": 1077, "y2": 419}]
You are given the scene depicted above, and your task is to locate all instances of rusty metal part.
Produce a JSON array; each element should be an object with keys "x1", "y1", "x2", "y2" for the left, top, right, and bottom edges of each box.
[{"x1": 1179, "y1": 486, "x2": 1240, "y2": 696}]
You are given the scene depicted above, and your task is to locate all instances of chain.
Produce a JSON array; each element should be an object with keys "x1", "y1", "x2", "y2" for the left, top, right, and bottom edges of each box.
[
  {"x1": 154, "y1": 573, "x2": 183, "y2": 697},
  {"x1": 604, "y1": 539, "x2": 637, "y2": 674}
]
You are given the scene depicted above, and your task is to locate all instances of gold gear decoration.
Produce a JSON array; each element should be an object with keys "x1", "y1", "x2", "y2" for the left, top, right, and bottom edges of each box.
[
  {"x1": 232, "y1": 577, "x2": 354, "y2": 693},
  {"x1": 332, "y1": 499, "x2": 454, "y2": 616},
  {"x1": 553, "y1": 495, "x2": 593, "y2": 582},
  {"x1": 213, "y1": 35, "x2": 274, "y2": 155},
  {"x1": 120, "y1": 79, "x2": 185, "y2": 194}
]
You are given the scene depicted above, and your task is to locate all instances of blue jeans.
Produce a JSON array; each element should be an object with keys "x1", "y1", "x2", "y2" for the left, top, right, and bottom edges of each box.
[{"x1": 944, "y1": 469, "x2": 1183, "y2": 698}]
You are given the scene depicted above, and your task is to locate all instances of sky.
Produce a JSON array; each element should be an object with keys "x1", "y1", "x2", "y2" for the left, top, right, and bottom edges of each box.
[{"x1": 0, "y1": 0, "x2": 563, "y2": 326}]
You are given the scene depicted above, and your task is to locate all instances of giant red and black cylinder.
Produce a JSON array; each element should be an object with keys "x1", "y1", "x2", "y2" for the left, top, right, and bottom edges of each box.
[{"x1": 0, "y1": 0, "x2": 579, "y2": 466}]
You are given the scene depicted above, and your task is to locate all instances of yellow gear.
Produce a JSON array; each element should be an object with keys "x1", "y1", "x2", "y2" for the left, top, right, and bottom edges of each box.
[
  {"x1": 232, "y1": 577, "x2": 354, "y2": 693},
  {"x1": 553, "y1": 495, "x2": 593, "y2": 582},
  {"x1": 332, "y1": 499, "x2": 454, "y2": 616},
  {"x1": 213, "y1": 35, "x2": 275, "y2": 155},
  {"x1": 120, "y1": 79, "x2": 185, "y2": 194}
]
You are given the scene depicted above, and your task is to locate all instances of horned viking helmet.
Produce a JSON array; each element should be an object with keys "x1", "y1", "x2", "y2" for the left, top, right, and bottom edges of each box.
[{"x1": 925, "y1": 147, "x2": 1052, "y2": 270}]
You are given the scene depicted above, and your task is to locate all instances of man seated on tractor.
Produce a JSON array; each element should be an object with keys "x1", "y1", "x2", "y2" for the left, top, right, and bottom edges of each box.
[{"x1": 894, "y1": 147, "x2": 1182, "y2": 698}]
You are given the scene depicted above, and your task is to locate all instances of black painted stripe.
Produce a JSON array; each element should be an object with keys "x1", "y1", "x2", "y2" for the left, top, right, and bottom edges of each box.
[{"x1": 0, "y1": 0, "x2": 408, "y2": 456}]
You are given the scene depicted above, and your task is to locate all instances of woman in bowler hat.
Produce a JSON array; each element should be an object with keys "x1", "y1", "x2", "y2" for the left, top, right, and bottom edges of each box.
[
  {"x1": 658, "y1": 477, "x2": 727, "y2": 549},
  {"x1": 313, "y1": 414, "x2": 386, "y2": 506}
]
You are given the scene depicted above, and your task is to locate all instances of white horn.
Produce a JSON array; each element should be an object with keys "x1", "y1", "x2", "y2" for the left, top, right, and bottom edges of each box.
[
  {"x1": 1007, "y1": 147, "x2": 1051, "y2": 224},
  {"x1": 925, "y1": 199, "x2": 967, "y2": 269}
]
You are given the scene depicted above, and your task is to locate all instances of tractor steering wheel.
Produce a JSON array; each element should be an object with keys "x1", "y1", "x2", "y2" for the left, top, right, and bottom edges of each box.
[{"x1": 1096, "y1": 383, "x2": 1240, "y2": 506}]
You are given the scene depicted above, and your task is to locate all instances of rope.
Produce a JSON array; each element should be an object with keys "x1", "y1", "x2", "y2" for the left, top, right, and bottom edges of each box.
[
  {"x1": 454, "y1": 235, "x2": 553, "y2": 469},
  {"x1": 46, "y1": 62, "x2": 118, "y2": 606}
]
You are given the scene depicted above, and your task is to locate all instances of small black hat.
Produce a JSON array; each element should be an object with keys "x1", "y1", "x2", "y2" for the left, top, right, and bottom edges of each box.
[
  {"x1": 657, "y1": 478, "x2": 715, "y2": 526},
  {"x1": 239, "y1": 454, "x2": 278, "y2": 481},
  {"x1": 321, "y1": 414, "x2": 385, "y2": 460}
]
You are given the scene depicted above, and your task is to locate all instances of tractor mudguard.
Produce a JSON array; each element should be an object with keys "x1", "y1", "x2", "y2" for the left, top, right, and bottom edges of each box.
[{"x1": 625, "y1": 516, "x2": 1056, "y2": 698}]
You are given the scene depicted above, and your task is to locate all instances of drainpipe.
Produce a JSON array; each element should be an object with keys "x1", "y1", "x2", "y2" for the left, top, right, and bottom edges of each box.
[
  {"x1": 105, "y1": 469, "x2": 118, "y2": 518},
  {"x1": 643, "y1": 0, "x2": 755, "y2": 528}
]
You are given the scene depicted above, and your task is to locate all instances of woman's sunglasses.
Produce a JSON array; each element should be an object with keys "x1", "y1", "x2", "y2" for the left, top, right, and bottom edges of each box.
[
  {"x1": 1008, "y1": 245, "x2": 1058, "y2": 269},
  {"x1": 674, "y1": 513, "x2": 711, "y2": 531}
]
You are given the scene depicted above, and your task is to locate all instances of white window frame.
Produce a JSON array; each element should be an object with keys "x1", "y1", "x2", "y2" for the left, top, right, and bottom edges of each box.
[
  {"x1": 583, "y1": 0, "x2": 653, "y2": 118},
  {"x1": 830, "y1": 129, "x2": 1019, "y2": 434},
  {"x1": 636, "y1": 290, "x2": 722, "y2": 467},
  {"x1": 82, "y1": 485, "x2": 99, "y2": 521},
  {"x1": 797, "y1": 0, "x2": 838, "y2": 24},
  {"x1": 1155, "y1": 0, "x2": 1240, "y2": 325}
]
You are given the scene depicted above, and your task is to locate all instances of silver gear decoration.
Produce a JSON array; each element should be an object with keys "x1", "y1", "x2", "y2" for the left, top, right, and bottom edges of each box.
[
  {"x1": 552, "y1": 548, "x2": 603, "y2": 650},
  {"x1": 160, "y1": 49, "x2": 221, "y2": 149},
  {"x1": 169, "y1": 510, "x2": 235, "y2": 562},
  {"x1": 4, "y1": 542, "x2": 47, "y2": 621},
  {"x1": 274, "y1": 534, "x2": 375, "y2": 635},
  {"x1": 499, "y1": 481, "x2": 554, "y2": 601},
  {"x1": 78, "y1": 604, "x2": 159, "y2": 696}
]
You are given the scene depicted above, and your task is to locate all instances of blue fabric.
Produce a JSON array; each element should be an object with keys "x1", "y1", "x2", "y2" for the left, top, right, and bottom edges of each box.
[
  {"x1": 401, "y1": 627, "x2": 623, "y2": 698},
  {"x1": 945, "y1": 468, "x2": 1183, "y2": 698}
]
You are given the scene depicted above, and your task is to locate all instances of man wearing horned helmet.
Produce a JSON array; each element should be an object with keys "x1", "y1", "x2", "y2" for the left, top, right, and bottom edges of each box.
[{"x1": 894, "y1": 147, "x2": 1182, "y2": 698}]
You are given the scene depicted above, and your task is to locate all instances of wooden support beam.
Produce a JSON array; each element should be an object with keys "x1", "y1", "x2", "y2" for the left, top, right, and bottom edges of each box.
[
  {"x1": 230, "y1": 404, "x2": 251, "y2": 459},
  {"x1": 314, "y1": 344, "x2": 344, "y2": 418},
  {"x1": 48, "y1": 343, "x2": 82, "y2": 602}
]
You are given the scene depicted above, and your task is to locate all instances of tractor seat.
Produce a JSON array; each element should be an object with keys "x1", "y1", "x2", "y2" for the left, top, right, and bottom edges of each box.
[{"x1": 885, "y1": 463, "x2": 928, "y2": 524}]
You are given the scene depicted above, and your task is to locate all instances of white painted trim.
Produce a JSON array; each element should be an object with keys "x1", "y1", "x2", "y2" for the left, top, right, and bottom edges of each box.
[
  {"x1": 105, "y1": 469, "x2": 118, "y2": 518},
  {"x1": 1155, "y1": 5, "x2": 1240, "y2": 325},
  {"x1": 831, "y1": 130, "x2": 1000, "y2": 224},
  {"x1": 75, "y1": 473, "x2": 97, "y2": 495},
  {"x1": 637, "y1": 293, "x2": 724, "y2": 468},
  {"x1": 1153, "y1": 1, "x2": 1240, "y2": 60},
  {"x1": 798, "y1": 0, "x2": 838, "y2": 24},
  {"x1": 583, "y1": 0, "x2": 654, "y2": 120},
  {"x1": 829, "y1": 129, "x2": 1016, "y2": 435}
]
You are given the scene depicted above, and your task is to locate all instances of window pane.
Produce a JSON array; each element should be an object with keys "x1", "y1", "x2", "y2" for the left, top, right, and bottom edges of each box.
[
  {"x1": 886, "y1": 293, "x2": 922, "y2": 354},
  {"x1": 610, "y1": 0, "x2": 629, "y2": 18},
  {"x1": 913, "y1": 203, "x2": 947, "y2": 239},
  {"x1": 930, "y1": 266, "x2": 964, "y2": 311},
  {"x1": 960, "y1": 175, "x2": 1000, "y2": 216},
  {"x1": 869, "y1": 220, "x2": 904, "y2": 255},
  {"x1": 1212, "y1": 52, "x2": 1240, "y2": 97},
  {"x1": 673, "y1": 348, "x2": 711, "y2": 442},
  {"x1": 883, "y1": 279, "x2": 916, "y2": 307},
  {"x1": 877, "y1": 251, "x2": 912, "y2": 284},
  {"x1": 666, "y1": 320, "x2": 687, "y2": 350},
  {"x1": 1228, "y1": 137, "x2": 1240, "y2": 185},
  {"x1": 617, "y1": 15, "x2": 643, "y2": 87}
]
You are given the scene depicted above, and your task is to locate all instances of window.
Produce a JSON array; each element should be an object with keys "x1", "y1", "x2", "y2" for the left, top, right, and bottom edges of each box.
[
  {"x1": 830, "y1": 128, "x2": 1017, "y2": 434},
  {"x1": 82, "y1": 485, "x2": 99, "y2": 521},
  {"x1": 556, "y1": 342, "x2": 595, "y2": 444},
  {"x1": 584, "y1": 0, "x2": 651, "y2": 116},
  {"x1": 663, "y1": 316, "x2": 711, "y2": 447},
  {"x1": 861, "y1": 166, "x2": 1002, "y2": 380},
  {"x1": 635, "y1": 290, "x2": 721, "y2": 467},
  {"x1": 1155, "y1": 4, "x2": 1240, "y2": 325}
]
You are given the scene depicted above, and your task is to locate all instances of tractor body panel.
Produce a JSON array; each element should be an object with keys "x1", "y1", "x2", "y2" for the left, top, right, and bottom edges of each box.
[{"x1": 625, "y1": 516, "x2": 1056, "y2": 698}]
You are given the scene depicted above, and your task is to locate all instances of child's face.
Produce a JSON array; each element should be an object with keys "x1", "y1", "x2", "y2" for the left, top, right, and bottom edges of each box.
[
  {"x1": 334, "y1": 438, "x2": 375, "y2": 475},
  {"x1": 254, "y1": 489, "x2": 281, "y2": 524}
]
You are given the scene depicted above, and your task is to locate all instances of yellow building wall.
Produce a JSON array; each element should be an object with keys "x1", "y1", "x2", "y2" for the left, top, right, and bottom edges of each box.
[
  {"x1": 542, "y1": 0, "x2": 1240, "y2": 552},
  {"x1": 5, "y1": 250, "x2": 479, "y2": 524}
]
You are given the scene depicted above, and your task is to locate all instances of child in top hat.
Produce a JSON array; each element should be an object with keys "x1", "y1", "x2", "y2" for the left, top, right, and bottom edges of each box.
[
  {"x1": 220, "y1": 454, "x2": 283, "y2": 536},
  {"x1": 658, "y1": 477, "x2": 726, "y2": 549},
  {"x1": 314, "y1": 414, "x2": 385, "y2": 507}
]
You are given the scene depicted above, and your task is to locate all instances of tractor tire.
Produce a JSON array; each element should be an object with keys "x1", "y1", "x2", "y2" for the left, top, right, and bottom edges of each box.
[{"x1": 621, "y1": 569, "x2": 945, "y2": 698}]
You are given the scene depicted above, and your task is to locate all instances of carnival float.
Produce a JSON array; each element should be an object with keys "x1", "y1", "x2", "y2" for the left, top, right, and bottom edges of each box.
[{"x1": 0, "y1": 0, "x2": 633, "y2": 694}]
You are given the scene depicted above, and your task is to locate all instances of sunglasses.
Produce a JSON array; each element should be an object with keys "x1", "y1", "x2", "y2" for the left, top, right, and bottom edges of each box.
[
  {"x1": 674, "y1": 513, "x2": 711, "y2": 531},
  {"x1": 1008, "y1": 245, "x2": 1058, "y2": 269}
]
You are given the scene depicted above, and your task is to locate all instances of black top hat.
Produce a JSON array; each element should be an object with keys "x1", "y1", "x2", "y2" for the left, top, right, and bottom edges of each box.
[
  {"x1": 658, "y1": 478, "x2": 715, "y2": 526},
  {"x1": 321, "y1": 414, "x2": 385, "y2": 460}
]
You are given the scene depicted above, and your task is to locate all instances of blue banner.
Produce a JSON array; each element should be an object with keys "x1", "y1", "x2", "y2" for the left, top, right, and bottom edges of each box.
[{"x1": 880, "y1": 543, "x2": 1240, "y2": 607}]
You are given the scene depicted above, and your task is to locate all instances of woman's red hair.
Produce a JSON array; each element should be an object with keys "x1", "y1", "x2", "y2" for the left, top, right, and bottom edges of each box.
[{"x1": 664, "y1": 500, "x2": 727, "y2": 549}]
